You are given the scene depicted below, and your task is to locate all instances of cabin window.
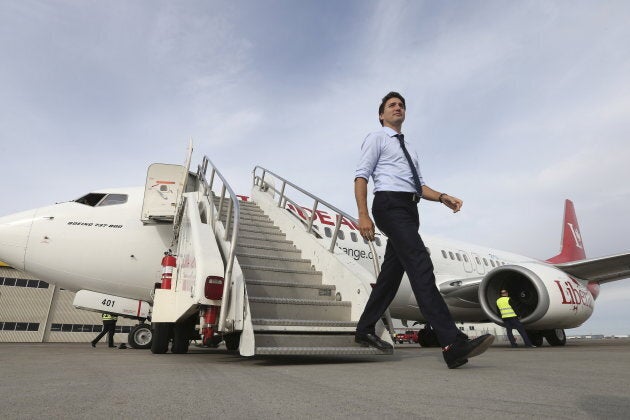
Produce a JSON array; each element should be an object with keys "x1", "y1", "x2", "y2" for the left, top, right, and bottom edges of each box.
[
  {"x1": 350, "y1": 232, "x2": 358, "y2": 242},
  {"x1": 483, "y1": 258, "x2": 488, "y2": 266},
  {"x1": 374, "y1": 237, "x2": 382, "y2": 246},
  {"x1": 441, "y1": 250, "x2": 448, "y2": 259},
  {"x1": 338, "y1": 230, "x2": 345, "y2": 240},
  {"x1": 490, "y1": 260, "x2": 496, "y2": 267},
  {"x1": 324, "y1": 227, "x2": 332, "y2": 238},
  {"x1": 475, "y1": 257, "x2": 481, "y2": 264},
  {"x1": 448, "y1": 252, "x2": 455, "y2": 260},
  {"x1": 455, "y1": 253, "x2": 462, "y2": 262},
  {"x1": 463, "y1": 254, "x2": 469, "y2": 263},
  {"x1": 363, "y1": 237, "x2": 369, "y2": 244}
]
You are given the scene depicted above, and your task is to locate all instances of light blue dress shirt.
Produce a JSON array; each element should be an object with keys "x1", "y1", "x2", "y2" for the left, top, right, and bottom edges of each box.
[{"x1": 355, "y1": 126, "x2": 425, "y2": 193}]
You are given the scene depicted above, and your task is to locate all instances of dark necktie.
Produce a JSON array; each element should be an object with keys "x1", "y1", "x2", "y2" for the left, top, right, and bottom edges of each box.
[{"x1": 395, "y1": 134, "x2": 422, "y2": 197}]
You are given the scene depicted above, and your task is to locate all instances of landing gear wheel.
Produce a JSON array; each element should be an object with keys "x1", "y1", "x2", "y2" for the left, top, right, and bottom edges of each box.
[
  {"x1": 223, "y1": 333, "x2": 241, "y2": 351},
  {"x1": 544, "y1": 329, "x2": 567, "y2": 346},
  {"x1": 150, "y1": 322, "x2": 172, "y2": 354},
  {"x1": 526, "y1": 330, "x2": 544, "y2": 347},
  {"x1": 128, "y1": 324, "x2": 152, "y2": 349},
  {"x1": 418, "y1": 325, "x2": 440, "y2": 347}
]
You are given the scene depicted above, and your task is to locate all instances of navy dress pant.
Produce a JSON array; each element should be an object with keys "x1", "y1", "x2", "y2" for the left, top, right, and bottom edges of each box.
[
  {"x1": 503, "y1": 317, "x2": 533, "y2": 346},
  {"x1": 356, "y1": 192, "x2": 462, "y2": 347}
]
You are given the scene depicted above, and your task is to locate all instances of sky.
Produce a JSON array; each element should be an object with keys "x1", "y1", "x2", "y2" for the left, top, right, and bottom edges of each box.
[{"x1": 1, "y1": 0, "x2": 629, "y2": 335}]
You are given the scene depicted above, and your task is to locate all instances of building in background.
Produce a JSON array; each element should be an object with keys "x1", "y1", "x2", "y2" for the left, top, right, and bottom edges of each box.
[{"x1": 0, "y1": 265, "x2": 136, "y2": 343}]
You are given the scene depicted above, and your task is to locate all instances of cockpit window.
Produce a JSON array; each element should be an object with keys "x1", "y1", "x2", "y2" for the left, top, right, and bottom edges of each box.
[
  {"x1": 99, "y1": 194, "x2": 128, "y2": 206},
  {"x1": 74, "y1": 193, "x2": 106, "y2": 206},
  {"x1": 74, "y1": 193, "x2": 128, "y2": 207}
]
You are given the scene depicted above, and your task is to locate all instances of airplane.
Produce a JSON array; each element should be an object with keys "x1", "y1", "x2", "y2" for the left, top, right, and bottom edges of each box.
[
  {"x1": 1, "y1": 157, "x2": 629, "y2": 350},
  {"x1": 285, "y1": 199, "x2": 630, "y2": 346}
]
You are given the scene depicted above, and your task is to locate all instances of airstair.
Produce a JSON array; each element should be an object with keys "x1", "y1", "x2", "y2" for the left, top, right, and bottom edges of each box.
[{"x1": 153, "y1": 156, "x2": 394, "y2": 356}]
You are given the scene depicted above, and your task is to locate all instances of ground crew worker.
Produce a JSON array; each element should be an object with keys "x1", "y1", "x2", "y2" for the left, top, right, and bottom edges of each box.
[
  {"x1": 497, "y1": 290, "x2": 535, "y2": 347},
  {"x1": 91, "y1": 312, "x2": 118, "y2": 348}
]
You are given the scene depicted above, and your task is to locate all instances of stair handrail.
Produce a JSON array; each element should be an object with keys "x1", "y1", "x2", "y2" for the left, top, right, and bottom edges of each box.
[
  {"x1": 252, "y1": 166, "x2": 396, "y2": 335},
  {"x1": 199, "y1": 156, "x2": 240, "y2": 332}
]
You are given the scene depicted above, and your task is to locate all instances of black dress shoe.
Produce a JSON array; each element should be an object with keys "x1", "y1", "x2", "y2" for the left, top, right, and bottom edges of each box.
[
  {"x1": 91, "y1": 342, "x2": 96, "y2": 348},
  {"x1": 355, "y1": 333, "x2": 394, "y2": 352},
  {"x1": 443, "y1": 334, "x2": 494, "y2": 369}
]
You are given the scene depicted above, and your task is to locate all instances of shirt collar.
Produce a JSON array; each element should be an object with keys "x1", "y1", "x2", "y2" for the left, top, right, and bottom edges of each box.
[{"x1": 382, "y1": 126, "x2": 402, "y2": 139}]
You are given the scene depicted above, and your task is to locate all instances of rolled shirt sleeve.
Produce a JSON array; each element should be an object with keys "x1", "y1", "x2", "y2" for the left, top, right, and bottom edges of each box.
[{"x1": 355, "y1": 132, "x2": 380, "y2": 182}]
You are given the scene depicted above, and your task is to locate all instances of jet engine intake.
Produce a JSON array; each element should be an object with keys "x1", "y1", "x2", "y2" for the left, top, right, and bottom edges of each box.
[{"x1": 478, "y1": 262, "x2": 593, "y2": 330}]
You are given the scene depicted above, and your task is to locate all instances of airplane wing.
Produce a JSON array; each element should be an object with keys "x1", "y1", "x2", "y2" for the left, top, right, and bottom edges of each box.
[{"x1": 553, "y1": 252, "x2": 630, "y2": 284}]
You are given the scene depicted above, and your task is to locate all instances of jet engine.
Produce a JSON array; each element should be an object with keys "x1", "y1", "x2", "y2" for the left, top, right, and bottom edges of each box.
[{"x1": 478, "y1": 262, "x2": 594, "y2": 332}]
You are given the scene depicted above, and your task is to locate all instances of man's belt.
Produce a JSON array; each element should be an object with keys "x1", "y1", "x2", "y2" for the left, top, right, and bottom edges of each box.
[{"x1": 375, "y1": 191, "x2": 421, "y2": 203}]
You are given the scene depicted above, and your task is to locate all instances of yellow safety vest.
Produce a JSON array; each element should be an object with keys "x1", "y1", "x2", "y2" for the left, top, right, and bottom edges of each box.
[
  {"x1": 496, "y1": 297, "x2": 516, "y2": 318},
  {"x1": 102, "y1": 313, "x2": 118, "y2": 321}
]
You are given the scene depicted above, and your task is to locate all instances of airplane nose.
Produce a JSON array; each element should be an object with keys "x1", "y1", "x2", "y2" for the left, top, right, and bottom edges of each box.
[{"x1": 0, "y1": 209, "x2": 37, "y2": 270}]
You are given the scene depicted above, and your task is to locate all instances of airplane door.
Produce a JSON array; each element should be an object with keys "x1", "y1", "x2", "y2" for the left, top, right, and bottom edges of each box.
[
  {"x1": 141, "y1": 163, "x2": 187, "y2": 223},
  {"x1": 459, "y1": 250, "x2": 474, "y2": 273},
  {"x1": 471, "y1": 252, "x2": 485, "y2": 275}
]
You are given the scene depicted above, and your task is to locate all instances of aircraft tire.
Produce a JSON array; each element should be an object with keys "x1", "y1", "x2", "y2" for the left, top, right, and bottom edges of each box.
[
  {"x1": 526, "y1": 330, "x2": 544, "y2": 347},
  {"x1": 150, "y1": 322, "x2": 171, "y2": 354},
  {"x1": 128, "y1": 323, "x2": 152, "y2": 349},
  {"x1": 223, "y1": 333, "x2": 241, "y2": 351},
  {"x1": 544, "y1": 329, "x2": 567, "y2": 346}
]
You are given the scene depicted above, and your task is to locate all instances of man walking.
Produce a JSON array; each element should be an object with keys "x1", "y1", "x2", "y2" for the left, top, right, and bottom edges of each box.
[
  {"x1": 497, "y1": 290, "x2": 535, "y2": 347},
  {"x1": 354, "y1": 91, "x2": 494, "y2": 368},
  {"x1": 91, "y1": 312, "x2": 118, "y2": 348}
]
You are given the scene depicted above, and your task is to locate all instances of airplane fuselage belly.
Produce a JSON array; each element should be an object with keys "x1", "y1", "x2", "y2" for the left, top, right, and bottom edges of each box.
[{"x1": 24, "y1": 202, "x2": 173, "y2": 301}]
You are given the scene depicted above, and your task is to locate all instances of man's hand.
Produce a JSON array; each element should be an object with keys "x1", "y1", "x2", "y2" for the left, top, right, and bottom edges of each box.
[
  {"x1": 441, "y1": 194, "x2": 463, "y2": 213},
  {"x1": 354, "y1": 177, "x2": 375, "y2": 240},
  {"x1": 358, "y1": 215, "x2": 375, "y2": 241}
]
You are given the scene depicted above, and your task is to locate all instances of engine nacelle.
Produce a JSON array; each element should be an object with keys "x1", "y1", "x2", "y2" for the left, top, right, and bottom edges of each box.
[{"x1": 478, "y1": 262, "x2": 594, "y2": 330}]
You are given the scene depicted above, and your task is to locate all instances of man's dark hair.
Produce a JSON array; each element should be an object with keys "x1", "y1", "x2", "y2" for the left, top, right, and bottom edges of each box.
[{"x1": 378, "y1": 91, "x2": 406, "y2": 126}]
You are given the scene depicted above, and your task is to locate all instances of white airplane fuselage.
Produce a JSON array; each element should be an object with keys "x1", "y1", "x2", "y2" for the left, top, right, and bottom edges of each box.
[{"x1": 0, "y1": 187, "x2": 172, "y2": 301}]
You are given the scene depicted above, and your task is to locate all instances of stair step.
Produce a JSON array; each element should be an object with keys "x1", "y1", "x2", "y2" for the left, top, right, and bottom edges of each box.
[
  {"x1": 246, "y1": 279, "x2": 335, "y2": 300},
  {"x1": 241, "y1": 265, "x2": 322, "y2": 283},
  {"x1": 222, "y1": 213, "x2": 272, "y2": 225},
  {"x1": 238, "y1": 235, "x2": 296, "y2": 251},
  {"x1": 236, "y1": 243, "x2": 300, "y2": 259},
  {"x1": 255, "y1": 346, "x2": 389, "y2": 356},
  {"x1": 254, "y1": 333, "x2": 360, "y2": 348},
  {"x1": 238, "y1": 253, "x2": 314, "y2": 272},
  {"x1": 232, "y1": 224, "x2": 283, "y2": 236},
  {"x1": 236, "y1": 217, "x2": 275, "y2": 228},
  {"x1": 252, "y1": 318, "x2": 355, "y2": 332},
  {"x1": 249, "y1": 297, "x2": 350, "y2": 320}
]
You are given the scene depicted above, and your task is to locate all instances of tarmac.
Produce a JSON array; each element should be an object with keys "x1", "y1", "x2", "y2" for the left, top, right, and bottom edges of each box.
[{"x1": 1, "y1": 339, "x2": 629, "y2": 419}]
